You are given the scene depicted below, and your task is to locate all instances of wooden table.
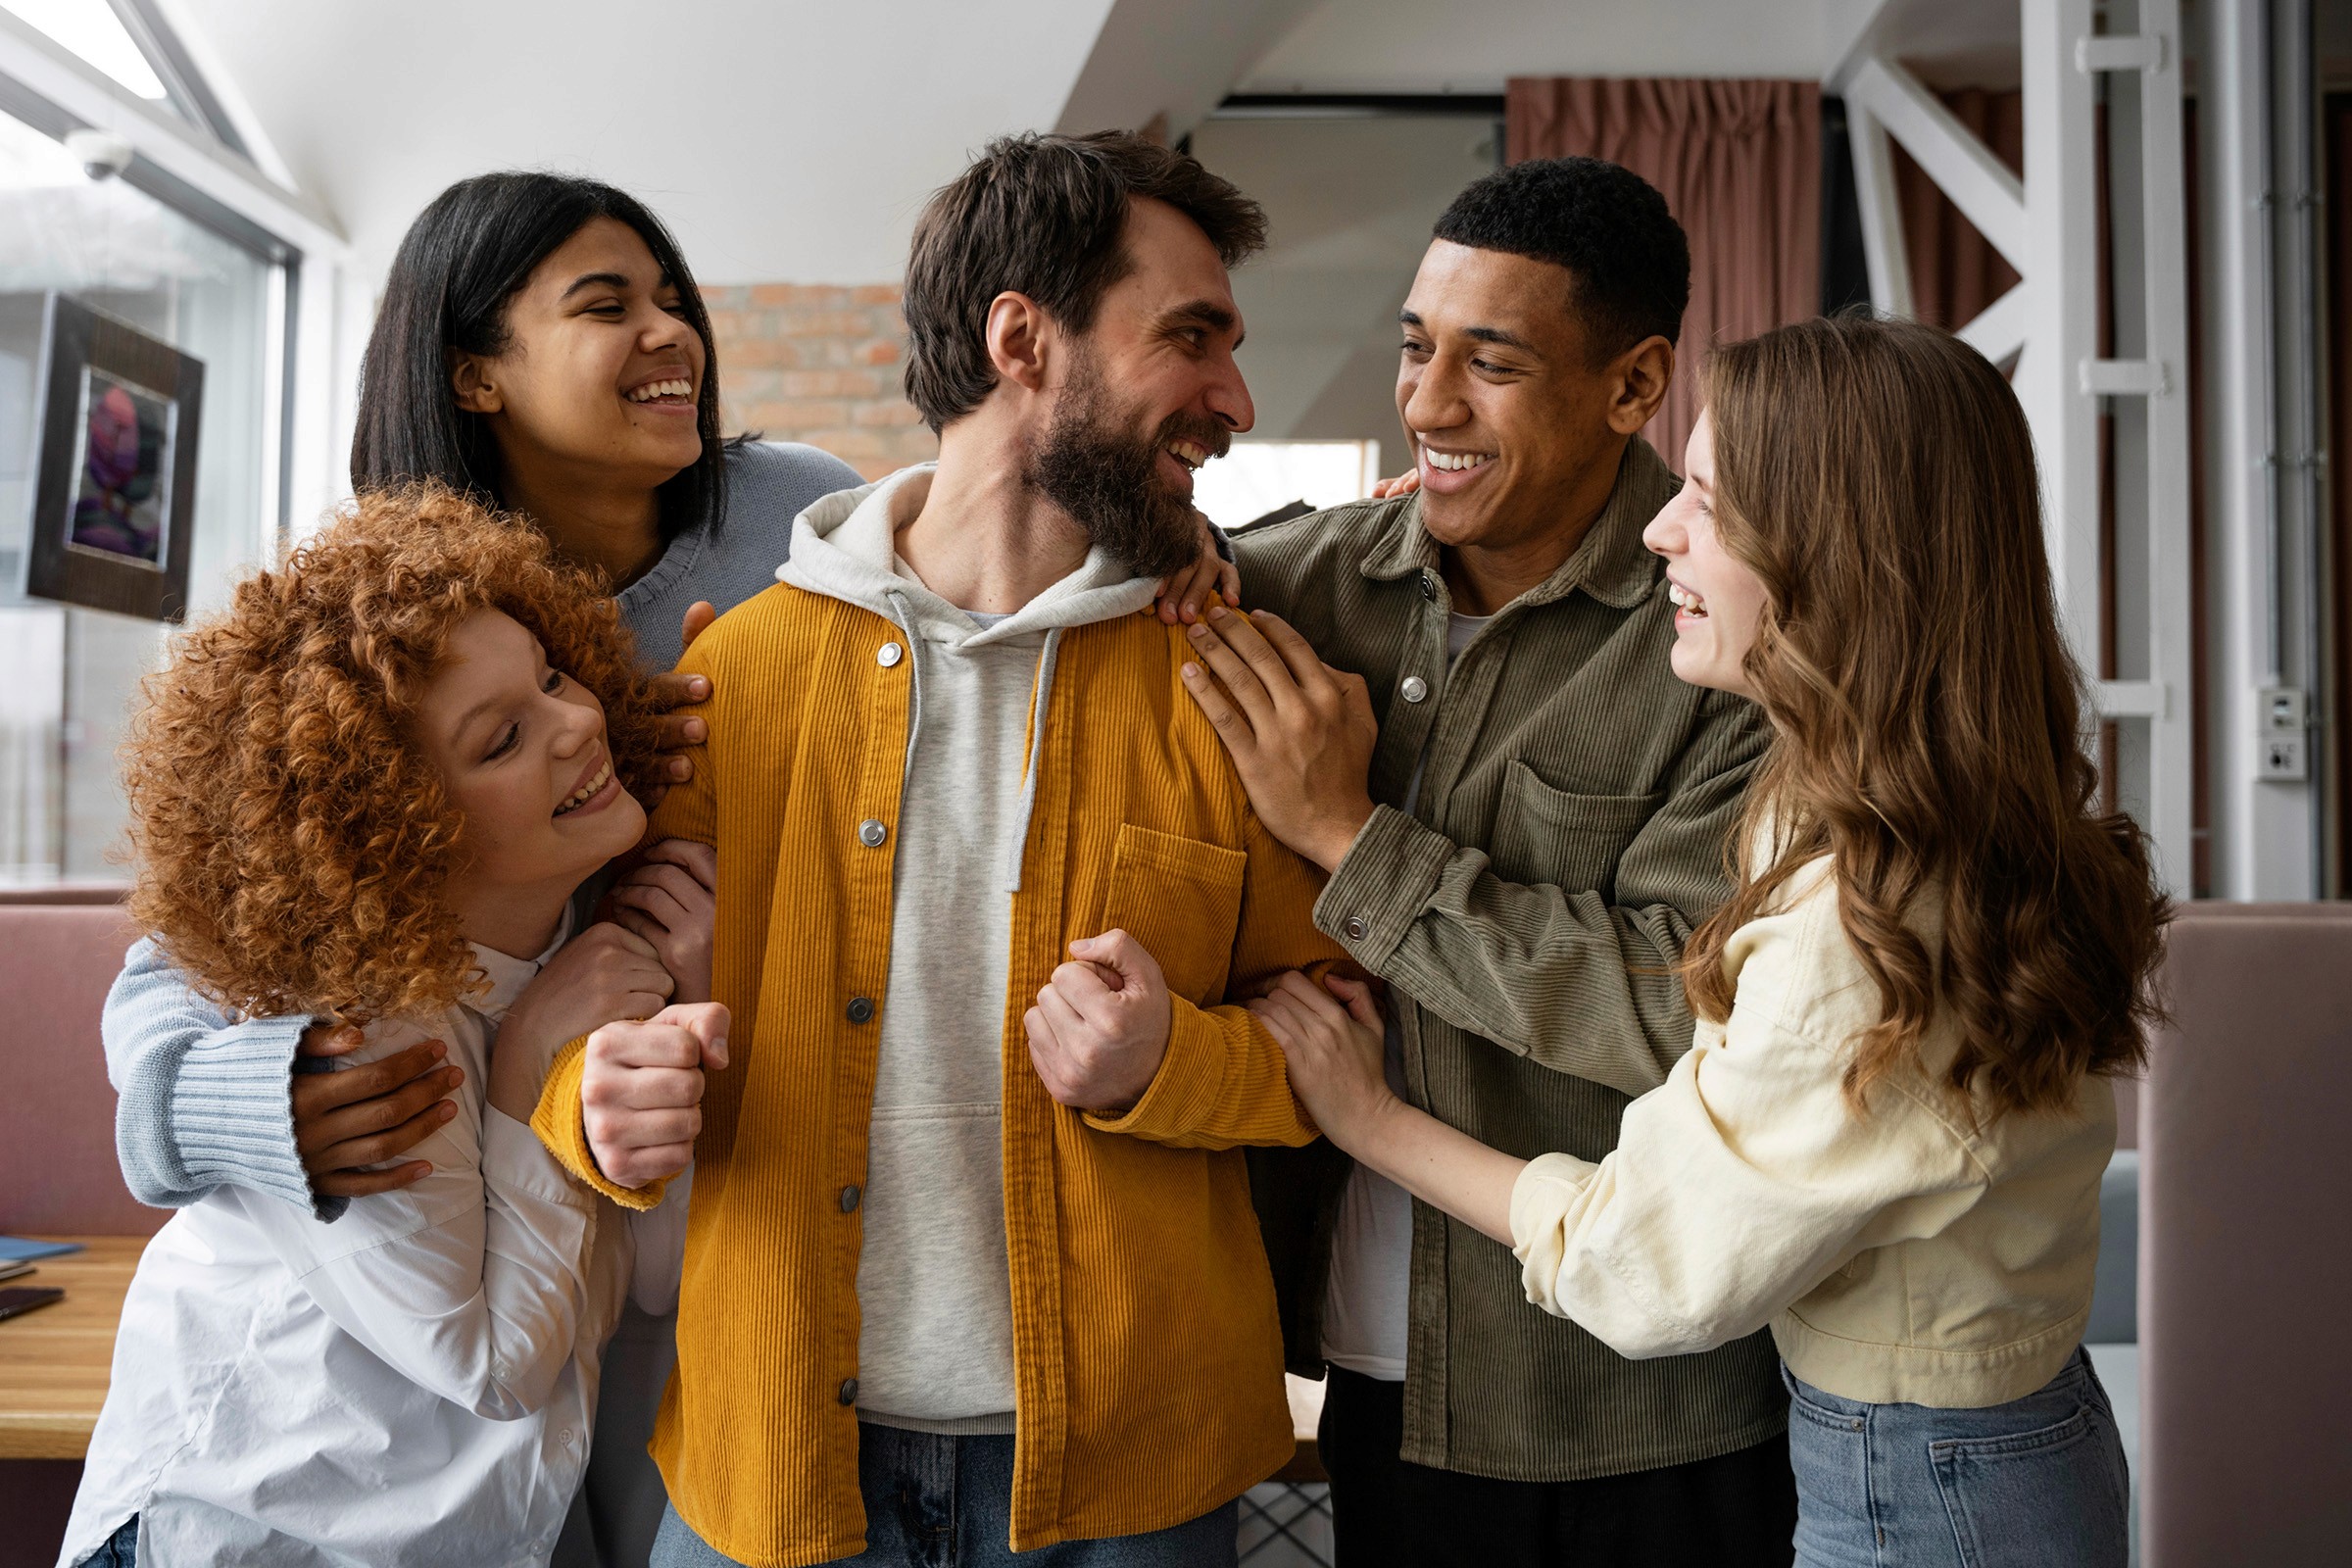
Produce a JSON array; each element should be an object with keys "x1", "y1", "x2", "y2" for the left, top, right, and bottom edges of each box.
[{"x1": 0, "y1": 1237, "x2": 146, "y2": 1459}]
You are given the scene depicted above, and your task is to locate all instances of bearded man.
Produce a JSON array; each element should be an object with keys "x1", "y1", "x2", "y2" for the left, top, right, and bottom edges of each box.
[{"x1": 529, "y1": 131, "x2": 1349, "y2": 1568}]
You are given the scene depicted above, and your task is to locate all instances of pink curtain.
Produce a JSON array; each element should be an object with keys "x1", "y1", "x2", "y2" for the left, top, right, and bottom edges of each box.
[{"x1": 1506, "y1": 78, "x2": 1822, "y2": 468}]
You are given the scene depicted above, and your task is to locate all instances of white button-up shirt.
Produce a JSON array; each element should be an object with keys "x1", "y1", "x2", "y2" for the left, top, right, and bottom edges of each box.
[{"x1": 62, "y1": 930, "x2": 688, "y2": 1568}]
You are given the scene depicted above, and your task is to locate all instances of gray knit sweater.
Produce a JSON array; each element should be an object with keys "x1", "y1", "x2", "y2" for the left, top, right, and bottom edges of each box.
[{"x1": 102, "y1": 441, "x2": 861, "y2": 1221}]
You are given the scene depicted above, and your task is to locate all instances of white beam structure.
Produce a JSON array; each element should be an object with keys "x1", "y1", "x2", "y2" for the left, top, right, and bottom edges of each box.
[{"x1": 1832, "y1": 0, "x2": 2198, "y2": 894}]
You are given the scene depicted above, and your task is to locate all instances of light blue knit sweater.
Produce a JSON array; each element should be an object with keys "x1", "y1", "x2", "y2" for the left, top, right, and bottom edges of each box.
[{"x1": 103, "y1": 441, "x2": 862, "y2": 1221}]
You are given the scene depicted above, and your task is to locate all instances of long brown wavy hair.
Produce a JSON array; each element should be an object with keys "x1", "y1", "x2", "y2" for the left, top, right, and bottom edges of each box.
[
  {"x1": 122, "y1": 482, "x2": 661, "y2": 1023},
  {"x1": 1680, "y1": 315, "x2": 2169, "y2": 1117}
]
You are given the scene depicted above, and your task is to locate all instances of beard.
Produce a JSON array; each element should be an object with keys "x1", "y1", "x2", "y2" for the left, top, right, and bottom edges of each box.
[{"x1": 1022, "y1": 349, "x2": 1228, "y2": 579}]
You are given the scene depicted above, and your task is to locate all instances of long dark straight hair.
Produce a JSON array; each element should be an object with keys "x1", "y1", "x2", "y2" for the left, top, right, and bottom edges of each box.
[{"x1": 350, "y1": 172, "x2": 728, "y2": 543}]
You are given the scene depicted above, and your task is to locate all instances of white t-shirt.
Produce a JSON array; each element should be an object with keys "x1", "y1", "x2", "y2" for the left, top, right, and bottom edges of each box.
[{"x1": 1321, "y1": 611, "x2": 1489, "y2": 1380}]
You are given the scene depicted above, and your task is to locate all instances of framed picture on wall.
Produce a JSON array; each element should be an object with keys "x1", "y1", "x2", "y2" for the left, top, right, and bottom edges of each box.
[{"x1": 18, "y1": 294, "x2": 204, "y2": 621}]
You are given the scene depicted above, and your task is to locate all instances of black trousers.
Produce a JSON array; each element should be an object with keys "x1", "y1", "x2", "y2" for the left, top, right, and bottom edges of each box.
[{"x1": 1317, "y1": 1366, "x2": 1797, "y2": 1568}]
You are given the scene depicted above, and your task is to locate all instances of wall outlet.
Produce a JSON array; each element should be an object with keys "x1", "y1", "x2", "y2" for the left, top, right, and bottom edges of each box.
[
  {"x1": 2256, "y1": 687, "x2": 2311, "y2": 781},
  {"x1": 2260, "y1": 733, "x2": 2309, "y2": 779}
]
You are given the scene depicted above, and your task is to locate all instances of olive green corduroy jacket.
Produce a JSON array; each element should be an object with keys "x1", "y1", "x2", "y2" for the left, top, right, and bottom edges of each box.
[{"x1": 1237, "y1": 437, "x2": 1789, "y2": 1483}]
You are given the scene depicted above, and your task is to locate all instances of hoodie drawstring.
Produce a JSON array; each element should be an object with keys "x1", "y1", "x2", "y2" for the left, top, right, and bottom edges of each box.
[
  {"x1": 1004, "y1": 627, "x2": 1061, "y2": 894},
  {"x1": 882, "y1": 589, "x2": 926, "y2": 775}
]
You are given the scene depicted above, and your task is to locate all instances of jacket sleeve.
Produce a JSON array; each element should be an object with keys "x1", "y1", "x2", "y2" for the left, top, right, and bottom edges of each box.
[
  {"x1": 103, "y1": 937, "x2": 329, "y2": 1219},
  {"x1": 526, "y1": 637, "x2": 719, "y2": 1207},
  {"x1": 242, "y1": 1017, "x2": 603, "y2": 1419},
  {"x1": 1311, "y1": 689, "x2": 1765, "y2": 1101},
  {"x1": 1506, "y1": 913, "x2": 1989, "y2": 1357},
  {"x1": 1087, "y1": 809, "x2": 1349, "y2": 1152}
]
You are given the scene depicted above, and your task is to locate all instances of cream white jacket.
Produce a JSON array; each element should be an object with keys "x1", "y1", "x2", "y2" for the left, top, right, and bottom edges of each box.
[{"x1": 1509, "y1": 857, "x2": 2113, "y2": 1408}]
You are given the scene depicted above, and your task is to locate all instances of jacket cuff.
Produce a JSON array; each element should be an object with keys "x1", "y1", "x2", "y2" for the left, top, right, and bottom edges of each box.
[
  {"x1": 1312, "y1": 805, "x2": 1456, "y2": 971},
  {"x1": 169, "y1": 1013, "x2": 341, "y2": 1223},
  {"x1": 529, "y1": 1035, "x2": 667, "y2": 1211},
  {"x1": 1084, "y1": 1000, "x2": 1223, "y2": 1142}
]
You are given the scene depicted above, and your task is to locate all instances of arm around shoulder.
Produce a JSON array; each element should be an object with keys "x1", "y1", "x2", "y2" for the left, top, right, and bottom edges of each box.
[{"x1": 104, "y1": 937, "x2": 322, "y2": 1216}]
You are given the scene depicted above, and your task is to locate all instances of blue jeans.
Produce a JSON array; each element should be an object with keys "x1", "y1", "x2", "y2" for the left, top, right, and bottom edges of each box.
[
  {"x1": 1784, "y1": 1348, "x2": 2130, "y2": 1567},
  {"x1": 650, "y1": 1422, "x2": 1239, "y2": 1567},
  {"x1": 80, "y1": 1516, "x2": 138, "y2": 1567}
]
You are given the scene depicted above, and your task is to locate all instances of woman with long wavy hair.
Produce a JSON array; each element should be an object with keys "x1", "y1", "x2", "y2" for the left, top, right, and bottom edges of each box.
[{"x1": 1255, "y1": 314, "x2": 2165, "y2": 1567}]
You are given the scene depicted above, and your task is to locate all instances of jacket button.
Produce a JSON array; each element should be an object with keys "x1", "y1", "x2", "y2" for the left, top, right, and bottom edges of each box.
[
  {"x1": 839, "y1": 1184, "x2": 861, "y2": 1213},
  {"x1": 1399, "y1": 675, "x2": 1429, "y2": 704},
  {"x1": 846, "y1": 997, "x2": 875, "y2": 1024},
  {"x1": 839, "y1": 1378, "x2": 859, "y2": 1406},
  {"x1": 858, "y1": 818, "x2": 887, "y2": 848},
  {"x1": 1419, "y1": 570, "x2": 1438, "y2": 601},
  {"x1": 1344, "y1": 915, "x2": 1369, "y2": 941},
  {"x1": 877, "y1": 641, "x2": 904, "y2": 668}
]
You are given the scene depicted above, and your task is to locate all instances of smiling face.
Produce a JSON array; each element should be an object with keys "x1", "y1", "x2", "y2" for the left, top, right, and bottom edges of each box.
[
  {"x1": 1397, "y1": 239, "x2": 1659, "y2": 560},
  {"x1": 451, "y1": 216, "x2": 708, "y2": 500},
  {"x1": 412, "y1": 609, "x2": 647, "y2": 951},
  {"x1": 1019, "y1": 197, "x2": 1253, "y2": 574},
  {"x1": 1641, "y1": 412, "x2": 1770, "y2": 697}
]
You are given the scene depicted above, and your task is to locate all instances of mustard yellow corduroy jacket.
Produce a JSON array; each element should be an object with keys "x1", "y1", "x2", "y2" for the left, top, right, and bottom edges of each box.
[{"x1": 531, "y1": 580, "x2": 1347, "y2": 1566}]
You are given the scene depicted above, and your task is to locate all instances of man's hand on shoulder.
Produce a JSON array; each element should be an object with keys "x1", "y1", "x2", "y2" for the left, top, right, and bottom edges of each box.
[
  {"x1": 1023, "y1": 931, "x2": 1172, "y2": 1116},
  {"x1": 580, "y1": 1002, "x2": 731, "y2": 1190},
  {"x1": 1178, "y1": 604, "x2": 1378, "y2": 871}
]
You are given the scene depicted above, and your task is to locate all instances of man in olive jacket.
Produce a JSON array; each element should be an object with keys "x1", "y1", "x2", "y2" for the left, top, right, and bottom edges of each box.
[{"x1": 1176, "y1": 159, "x2": 1793, "y2": 1566}]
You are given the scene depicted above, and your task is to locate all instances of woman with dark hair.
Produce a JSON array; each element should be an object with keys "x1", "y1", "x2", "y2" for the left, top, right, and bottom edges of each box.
[
  {"x1": 97, "y1": 168, "x2": 1239, "y2": 1566},
  {"x1": 1248, "y1": 315, "x2": 2161, "y2": 1568}
]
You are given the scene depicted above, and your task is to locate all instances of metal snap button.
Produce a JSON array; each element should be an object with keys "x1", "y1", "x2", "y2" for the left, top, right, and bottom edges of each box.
[
  {"x1": 847, "y1": 997, "x2": 876, "y2": 1024},
  {"x1": 858, "y1": 818, "x2": 887, "y2": 848},
  {"x1": 838, "y1": 1378, "x2": 859, "y2": 1405},
  {"x1": 877, "y1": 642, "x2": 904, "y2": 668},
  {"x1": 1343, "y1": 916, "x2": 1369, "y2": 941},
  {"x1": 840, "y1": 1184, "x2": 862, "y2": 1213},
  {"x1": 1399, "y1": 675, "x2": 1429, "y2": 704}
]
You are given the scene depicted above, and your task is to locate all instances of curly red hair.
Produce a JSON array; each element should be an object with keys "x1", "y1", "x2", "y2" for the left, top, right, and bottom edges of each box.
[{"x1": 123, "y1": 482, "x2": 660, "y2": 1022}]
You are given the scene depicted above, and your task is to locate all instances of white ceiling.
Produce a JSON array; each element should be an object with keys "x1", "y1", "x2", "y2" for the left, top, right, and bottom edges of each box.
[
  {"x1": 169, "y1": 0, "x2": 1854, "y2": 289},
  {"x1": 173, "y1": 0, "x2": 1119, "y2": 285}
]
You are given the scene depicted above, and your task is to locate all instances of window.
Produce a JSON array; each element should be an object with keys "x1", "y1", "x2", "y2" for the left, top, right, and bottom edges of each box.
[
  {"x1": 0, "y1": 104, "x2": 279, "y2": 885},
  {"x1": 1191, "y1": 439, "x2": 1383, "y2": 533}
]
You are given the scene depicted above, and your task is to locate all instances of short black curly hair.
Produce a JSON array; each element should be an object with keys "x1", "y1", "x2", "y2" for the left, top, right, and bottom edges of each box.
[{"x1": 1433, "y1": 157, "x2": 1690, "y2": 367}]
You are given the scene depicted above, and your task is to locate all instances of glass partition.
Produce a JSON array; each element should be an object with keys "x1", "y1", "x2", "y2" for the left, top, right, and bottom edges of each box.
[{"x1": 0, "y1": 105, "x2": 275, "y2": 885}]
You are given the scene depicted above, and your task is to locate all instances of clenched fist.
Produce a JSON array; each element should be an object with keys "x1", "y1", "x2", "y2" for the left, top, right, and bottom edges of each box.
[
  {"x1": 581, "y1": 1001, "x2": 731, "y2": 1190},
  {"x1": 1022, "y1": 930, "x2": 1172, "y2": 1115}
]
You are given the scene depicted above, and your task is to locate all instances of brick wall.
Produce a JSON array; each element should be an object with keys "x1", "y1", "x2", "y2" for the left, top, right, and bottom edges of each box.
[{"x1": 706, "y1": 283, "x2": 937, "y2": 480}]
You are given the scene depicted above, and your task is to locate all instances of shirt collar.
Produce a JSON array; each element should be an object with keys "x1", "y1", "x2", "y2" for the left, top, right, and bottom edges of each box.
[
  {"x1": 465, "y1": 905, "x2": 573, "y2": 1022},
  {"x1": 1357, "y1": 437, "x2": 1678, "y2": 613}
]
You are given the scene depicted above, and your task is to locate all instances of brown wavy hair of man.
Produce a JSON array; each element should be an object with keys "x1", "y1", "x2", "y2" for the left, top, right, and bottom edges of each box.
[
  {"x1": 122, "y1": 482, "x2": 661, "y2": 1025},
  {"x1": 1680, "y1": 314, "x2": 2170, "y2": 1118}
]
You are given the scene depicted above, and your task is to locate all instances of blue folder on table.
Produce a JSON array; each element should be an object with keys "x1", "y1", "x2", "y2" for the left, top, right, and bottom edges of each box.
[{"x1": 0, "y1": 1236, "x2": 84, "y2": 1262}]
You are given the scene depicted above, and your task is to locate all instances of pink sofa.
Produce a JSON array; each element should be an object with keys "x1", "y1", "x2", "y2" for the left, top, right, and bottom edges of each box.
[{"x1": 2139, "y1": 903, "x2": 2352, "y2": 1565}]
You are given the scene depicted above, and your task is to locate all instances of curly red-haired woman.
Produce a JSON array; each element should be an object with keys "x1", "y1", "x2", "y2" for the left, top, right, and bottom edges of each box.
[{"x1": 61, "y1": 485, "x2": 724, "y2": 1568}]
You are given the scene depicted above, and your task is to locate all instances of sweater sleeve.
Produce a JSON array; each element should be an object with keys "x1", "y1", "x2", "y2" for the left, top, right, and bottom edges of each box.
[
  {"x1": 103, "y1": 937, "x2": 330, "y2": 1220},
  {"x1": 1505, "y1": 904, "x2": 1990, "y2": 1358}
]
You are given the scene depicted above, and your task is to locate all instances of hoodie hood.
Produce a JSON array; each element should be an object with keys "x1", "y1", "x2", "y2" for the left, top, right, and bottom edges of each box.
[{"x1": 779, "y1": 464, "x2": 1160, "y2": 645}]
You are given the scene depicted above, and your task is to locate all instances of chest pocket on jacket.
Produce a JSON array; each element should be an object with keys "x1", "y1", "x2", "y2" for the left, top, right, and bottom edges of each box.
[
  {"x1": 1487, "y1": 760, "x2": 1660, "y2": 902},
  {"x1": 1098, "y1": 822, "x2": 1249, "y2": 1006}
]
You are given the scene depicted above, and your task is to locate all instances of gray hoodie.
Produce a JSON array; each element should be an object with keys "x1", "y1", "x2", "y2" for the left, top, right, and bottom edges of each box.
[{"x1": 779, "y1": 465, "x2": 1160, "y2": 1432}]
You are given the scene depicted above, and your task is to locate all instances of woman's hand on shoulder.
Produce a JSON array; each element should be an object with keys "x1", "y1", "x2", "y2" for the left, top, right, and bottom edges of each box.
[
  {"x1": 607, "y1": 838, "x2": 716, "y2": 1004},
  {"x1": 1154, "y1": 510, "x2": 1242, "y2": 626},
  {"x1": 639, "y1": 601, "x2": 719, "y2": 808},
  {"x1": 489, "y1": 922, "x2": 674, "y2": 1120}
]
